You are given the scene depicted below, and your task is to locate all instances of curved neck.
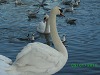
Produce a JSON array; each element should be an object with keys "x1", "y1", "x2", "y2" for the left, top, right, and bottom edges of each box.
[
  {"x1": 44, "y1": 20, "x2": 50, "y2": 33},
  {"x1": 49, "y1": 13, "x2": 68, "y2": 57}
]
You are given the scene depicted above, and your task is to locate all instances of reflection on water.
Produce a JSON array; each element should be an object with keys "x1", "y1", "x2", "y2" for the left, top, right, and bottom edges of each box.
[
  {"x1": 0, "y1": 0, "x2": 100, "y2": 75},
  {"x1": 44, "y1": 34, "x2": 51, "y2": 46}
]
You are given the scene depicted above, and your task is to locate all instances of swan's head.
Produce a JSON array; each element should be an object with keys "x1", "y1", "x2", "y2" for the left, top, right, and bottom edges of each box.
[
  {"x1": 51, "y1": 6, "x2": 64, "y2": 16},
  {"x1": 44, "y1": 14, "x2": 49, "y2": 22}
]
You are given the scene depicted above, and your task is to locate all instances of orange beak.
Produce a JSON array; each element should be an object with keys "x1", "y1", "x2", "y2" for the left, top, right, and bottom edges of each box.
[{"x1": 60, "y1": 13, "x2": 65, "y2": 17}]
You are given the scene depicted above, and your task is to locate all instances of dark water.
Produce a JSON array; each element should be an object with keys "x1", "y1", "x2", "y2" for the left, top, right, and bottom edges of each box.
[{"x1": 0, "y1": 0, "x2": 100, "y2": 75}]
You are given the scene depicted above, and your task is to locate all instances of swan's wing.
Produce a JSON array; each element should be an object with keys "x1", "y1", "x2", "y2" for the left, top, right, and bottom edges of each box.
[
  {"x1": 0, "y1": 55, "x2": 12, "y2": 64},
  {"x1": 0, "y1": 55, "x2": 11, "y2": 71},
  {"x1": 14, "y1": 42, "x2": 64, "y2": 74},
  {"x1": 0, "y1": 69, "x2": 8, "y2": 75},
  {"x1": 0, "y1": 60, "x2": 10, "y2": 69}
]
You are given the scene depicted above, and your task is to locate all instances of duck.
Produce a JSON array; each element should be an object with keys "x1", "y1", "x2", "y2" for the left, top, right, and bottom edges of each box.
[
  {"x1": 66, "y1": 18, "x2": 77, "y2": 25},
  {"x1": 27, "y1": 10, "x2": 39, "y2": 21},
  {"x1": 71, "y1": 0, "x2": 79, "y2": 7},
  {"x1": 17, "y1": 34, "x2": 35, "y2": 42},
  {"x1": 64, "y1": 4, "x2": 74, "y2": 12},
  {"x1": 0, "y1": 6, "x2": 68, "y2": 75},
  {"x1": 37, "y1": 14, "x2": 50, "y2": 34}
]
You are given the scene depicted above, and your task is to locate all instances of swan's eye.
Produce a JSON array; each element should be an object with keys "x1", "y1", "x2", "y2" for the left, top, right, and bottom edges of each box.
[{"x1": 59, "y1": 9, "x2": 63, "y2": 13}]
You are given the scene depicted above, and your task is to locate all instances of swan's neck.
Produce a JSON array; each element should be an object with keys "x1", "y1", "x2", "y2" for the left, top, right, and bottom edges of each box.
[
  {"x1": 49, "y1": 13, "x2": 68, "y2": 57},
  {"x1": 44, "y1": 20, "x2": 50, "y2": 33}
]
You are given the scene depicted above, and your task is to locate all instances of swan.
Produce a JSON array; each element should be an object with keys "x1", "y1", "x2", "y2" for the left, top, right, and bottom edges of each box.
[
  {"x1": 0, "y1": 6, "x2": 68, "y2": 75},
  {"x1": 37, "y1": 14, "x2": 50, "y2": 34}
]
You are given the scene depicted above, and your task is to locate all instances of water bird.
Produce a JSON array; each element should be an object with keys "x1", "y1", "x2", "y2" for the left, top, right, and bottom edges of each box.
[
  {"x1": 62, "y1": 0, "x2": 72, "y2": 5},
  {"x1": 0, "y1": 0, "x2": 7, "y2": 4},
  {"x1": 64, "y1": 4, "x2": 74, "y2": 12},
  {"x1": 0, "y1": 6, "x2": 68, "y2": 75},
  {"x1": 75, "y1": 0, "x2": 80, "y2": 4},
  {"x1": 71, "y1": 0, "x2": 79, "y2": 7},
  {"x1": 27, "y1": 7, "x2": 40, "y2": 21},
  {"x1": 15, "y1": 0, "x2": 24, "y2": 7},
  {"x1": 17, "y1": 34, "x2": 35, "y2": 42},
  {"x1": 66, "y1": 18, "x2": 77, "y2": 25},
  {"x1": 37, "y1": 14, "x2": 50, "y2": 34},
  {"x1": 33, "y1": 0, "x2": 49, "y2": 7},
  {"x1": 17, "y1": 34, "x2": 30, "y2": 41},
  {"x1": 62, "y1": 35, "x2": 66, "y2": 43},
  {"x1": 30, "y1": 34, "x2": 35, "y2": 42}
]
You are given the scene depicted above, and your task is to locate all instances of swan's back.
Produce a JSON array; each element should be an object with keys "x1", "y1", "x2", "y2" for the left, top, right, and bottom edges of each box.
[
  {"x1": 37, "y1": 21, "x2": 46, "y2": 33},
  {"x1": 13, "y1": 42, "x2": 67, "y2": 74}
]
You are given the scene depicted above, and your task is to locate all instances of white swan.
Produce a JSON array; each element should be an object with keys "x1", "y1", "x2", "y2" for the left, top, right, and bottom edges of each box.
[
  {"x1": 37, "y1": 14, "x2": 50, "y2": 34},
  {"x1": 0, "y1": 55, "x2": 12, "y2": 66},
  {"x1": 0, "y1": 6, "x2": 68, "y2": 75},
  {"x1": 0, "y1": 55, "x2": 12, "y2": 75}
]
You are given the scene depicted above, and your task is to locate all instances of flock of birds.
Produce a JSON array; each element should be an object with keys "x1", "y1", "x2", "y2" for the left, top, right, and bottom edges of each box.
[{"x1": 0, "y1": 0, "x2": 81, "y2": 75}]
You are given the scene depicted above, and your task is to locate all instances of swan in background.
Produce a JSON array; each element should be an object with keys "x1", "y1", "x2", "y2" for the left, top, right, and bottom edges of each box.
[
  {"x1": 37, "y1": 14, "x2": 50, "y2": 34},
  {"x1": 0, "y1": 6, "x2": 68, "y2": 75}
]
